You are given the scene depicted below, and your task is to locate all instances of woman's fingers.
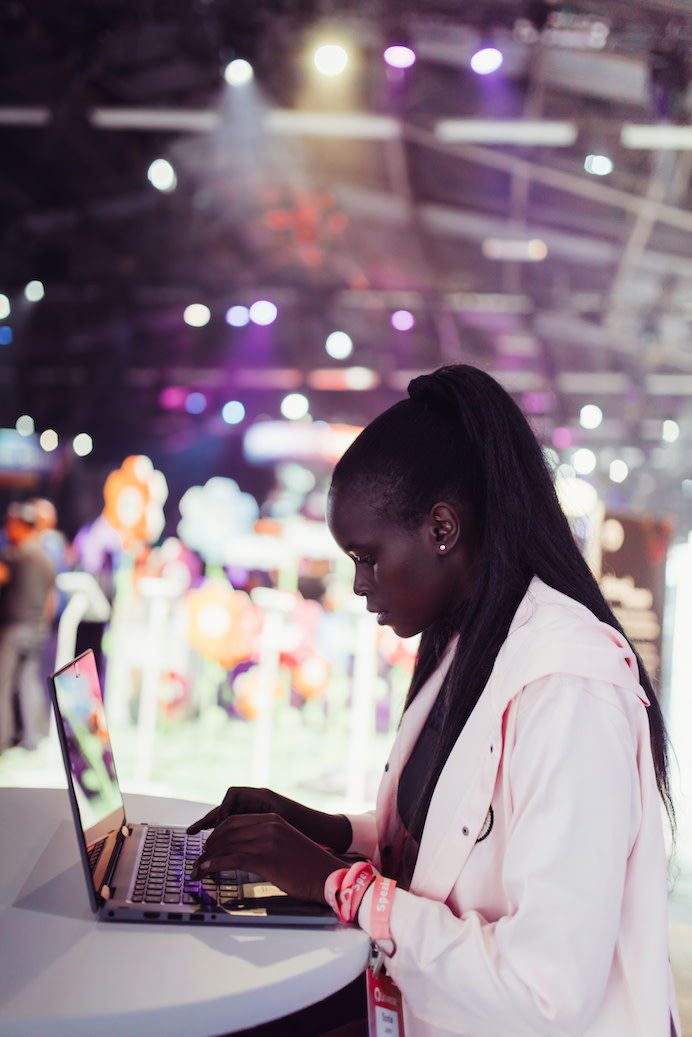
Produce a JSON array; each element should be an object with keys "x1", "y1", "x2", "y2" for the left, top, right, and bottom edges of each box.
[
  {"x1": 186, "y1": 787, "x2": 283, "y2": 834},
  {"x1": 186, "y1": 806, "x2": 220, "y2": 834},
  {"x1": 190, "y1": 814, "x2": 340, "y2": 902}
]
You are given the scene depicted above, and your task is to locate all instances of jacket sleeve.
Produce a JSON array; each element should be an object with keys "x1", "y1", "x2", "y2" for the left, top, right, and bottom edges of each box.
[
  {"x1": 344, "y1": 809, "x2": 378, "y2": 858},
  {"x1": 358, "y1": 675, "x2": 645, "y2": 1037}
]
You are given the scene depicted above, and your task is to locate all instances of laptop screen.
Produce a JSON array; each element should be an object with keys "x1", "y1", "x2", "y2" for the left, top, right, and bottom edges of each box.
[{"x1": 51, "y1": 649, "x2": 125, "y2": 840}]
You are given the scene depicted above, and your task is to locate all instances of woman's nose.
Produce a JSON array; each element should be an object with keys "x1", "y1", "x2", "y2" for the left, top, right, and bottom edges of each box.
[{"x1": 353, "y1": 568, "x2": 369, "y2": 598}]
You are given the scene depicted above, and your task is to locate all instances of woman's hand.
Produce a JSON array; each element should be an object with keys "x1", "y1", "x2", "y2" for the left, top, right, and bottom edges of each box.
[
  {"x1": 189, "y1": 812, "x2": 344, "y2": 903},
  {"x1": 187, "y1": 786, "x2": 352, "y2": 853}
]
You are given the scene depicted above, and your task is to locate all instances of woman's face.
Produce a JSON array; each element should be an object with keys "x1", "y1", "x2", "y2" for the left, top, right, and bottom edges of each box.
[{"x1": 327, "y1": 485, "x2": 478, "y2": 639}]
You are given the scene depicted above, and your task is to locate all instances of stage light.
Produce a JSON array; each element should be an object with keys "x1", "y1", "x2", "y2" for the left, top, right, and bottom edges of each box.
[
  {"x1": 186, "y1": 392, "x2": 207, "y2": 414},
  {"x1": 24, "y1": 280, "x2": 44, "y2": 302},
  {"x1": 73, "y1": 433, "x2": 93, "y2": 457},
  {"x1": 224, "y1": 59, "x2": 254, "y2": 86},
  {"x1": 470, "y1": 47, "x2": 503, "y2": 75},
  {"x1": 436, "y1": 119, "x2": 576, "y2": 146},
  {"x1": 39, "y1": 429, "x2": 58, "y2": 452},
  {"x1": 384, "y1": 45, "x2": 415, "y2": 69},
  {"x1": 222, "y1": 401, "x2": 245, "y2": 425},
  {"x1": 0, "y1": 294, "x2": 8, "y2": 319},
  {"x1": 314, "y1": 44, "x2": 348, "y2": 76},
  {"x1": 184, "y1": 303, "x2": 211, "y2": 327},
  {"x1": 579, "y1": 404, "x2": 603, "y2": 429},
  {"x1": 325, "y1": 331, "x2": 353, "y2": 359},
  {"x1": 482, "y1": 239, "x2": 547, "y2": 261},
  {"x1": 226, "y1": 305, "x2": 250, "y2": 327},
  {"x1": 147, "y1": 158, "x2": 177, "y2": 192},
  {"x1": 621, "y1": 124, "x2": 692, "y2": 149},
  {"x1": 249, "y1": 300, "x2": 277, "y2": 325},
  {"x1": 584, "y1": 154, "x2": 613, "y2": 176},
  {"x1": 15, "y1": 415, "x2": 34, "y2": 436},
  {"x1": 281, "y1": 393, "x2": 309, "y2": 420},
  {"x1": 0, "y1": 327, "x2": 12, "y2": 345},
  {"x1": 391, "y1": 309, "x2": 415, "y2": 331}
]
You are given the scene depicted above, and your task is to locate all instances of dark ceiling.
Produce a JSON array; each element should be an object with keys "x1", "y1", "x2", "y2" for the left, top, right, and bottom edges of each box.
[{"x1": 2, "y1": 0, "x2": 692, "y2": 535}]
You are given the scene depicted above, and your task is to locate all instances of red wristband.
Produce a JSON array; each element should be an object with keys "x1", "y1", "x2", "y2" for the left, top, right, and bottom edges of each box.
[
  {"x1": 324, "y1": 861, "x2": 376, "y2": 924},
  {"x1": 324, "y1": 868, "x2": 348, "y2": 917},
  {"x1": 370, "y1": 873, "x2": 396, "y2": 941}
]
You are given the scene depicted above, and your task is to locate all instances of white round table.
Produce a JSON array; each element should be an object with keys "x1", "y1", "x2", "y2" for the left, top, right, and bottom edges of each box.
[{"x1": 0, "y1": 787, "x2": 369, "y2": 1036}]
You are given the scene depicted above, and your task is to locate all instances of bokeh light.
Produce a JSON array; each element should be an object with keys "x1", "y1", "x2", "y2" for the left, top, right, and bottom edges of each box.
[
  {"x1": 314, "y1": 44, "x2": 348, "y2": 76},
  {"x1": 39, "y1": 429, "x2": 58, "y2": 452},
  {"x1": 73, "y1": 433, "x2": 93, "y2": 457},
  {"x1": 579, "y1": 404, "x2": 603, "y2": 430},
  {"x1": 325, "y1": 330, "x2": 353, "y2": 359},
  {"x1": 0, "y1": 294, "x2": 9, "y2": 319},
  {"x1": 0, "y1": 327, "x2": 13, "y2": 345},
  {"x1": 249, "y1": 300, "x2": 278, "y2": 325},
  {"x1": 24, "y1": 280, "x2": 45, "y2": 302},
  {"x1": 384, "y1": 45, "x2": 415, "y2": 69},
  {"x1": 584, "y1": 154, "x2": 613, "y2": 176},
  {"x1": 183, "y1": 303, "x2": 211, "y2": 327},
  {"x1": 226, "y1": 305, "x2": 250, "y2": 327},
  {"x1": 16, "y1": 414, "x2": 34, "y2": 436},
  {"x1": 663, "y1": 419, "x2": 680, "y2": 443},
  {"x1": 391, "y1": 309, "x2": 415, "y2": 331},
  {"x1": 147, "y1": 158, "x2": 177, "y2": 192},
  {"x1": 186, "y1": 392, "x2": 207, "y2": 414},
  {"x1": 281, "y1": 393, "x2": 309, "y2": 420},
  {"x1": 224, "y1": 59, "x2": 254, "y2": 86},
  {"x1": 609, "y1": 459, "x2": 629, "y2": 483},
  {"x1": 222, "y1": 400, "x2": 246, "y2": 425},
  {"x1": 159, "y1": 386, "x2": 187, "y2": 410},
  {"x1": 470, "y1": 47, "x2": 503, "y2": 75},
  {"x1": 572, "y1": 447, "x2": 597, "y2": 475}
]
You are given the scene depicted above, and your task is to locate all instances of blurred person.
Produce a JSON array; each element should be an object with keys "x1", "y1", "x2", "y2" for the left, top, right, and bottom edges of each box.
[
  {"x1": 32, "y1": 497, "x2": 68, "y2": 574},
  {"x1": 0, "y1": 501, "x2": 56, "y2": 754}
]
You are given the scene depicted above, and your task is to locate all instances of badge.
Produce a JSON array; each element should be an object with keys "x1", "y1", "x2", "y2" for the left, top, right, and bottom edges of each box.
[{"x1": 367, "y1": 948, "x2": 405, "y2": 1036}]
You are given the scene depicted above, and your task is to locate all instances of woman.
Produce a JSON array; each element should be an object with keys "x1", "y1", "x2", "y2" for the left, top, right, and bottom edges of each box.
[{"x1": 190, "y1": 365, "x2": 679, "y2": 1036}]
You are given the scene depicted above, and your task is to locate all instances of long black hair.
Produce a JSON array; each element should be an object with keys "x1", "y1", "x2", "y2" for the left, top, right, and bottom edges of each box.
[{"x1": 330, "y1": 364, "x2": 674, "y2": 839}]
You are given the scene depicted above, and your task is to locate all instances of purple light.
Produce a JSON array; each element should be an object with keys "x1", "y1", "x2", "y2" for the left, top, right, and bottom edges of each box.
[
  {"x1": 552, "y1": 426, "x2": 573, "y2": 450},
  {"x1": 470, "y1": 47, "x2": 503, "y2": 75},
  {"x1": 159, "y1": 386, "x2": 187, "y2": 410},
  {"x1": 249, "y1": 300, "x2": 277, "y2": 326},
  {"x1": 186, "y1": 392, "x2": 207, "y2": 415},
  {"x1": 384, "y1": 45, "x2": 416, "y2": 69},
  {"x1": 391, "y1": 309, "x2": 415, "y2": 331}
]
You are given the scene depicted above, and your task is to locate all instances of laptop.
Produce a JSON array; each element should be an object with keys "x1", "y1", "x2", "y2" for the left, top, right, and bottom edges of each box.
[{"x1": 48, "y1": 649, "x2": 336, "y2": 927}]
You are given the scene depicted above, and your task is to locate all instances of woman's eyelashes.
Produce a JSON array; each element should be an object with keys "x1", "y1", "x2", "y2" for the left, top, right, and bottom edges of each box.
[{"x1": 350, "y1": 552, "x2": 375, "y2": 566}]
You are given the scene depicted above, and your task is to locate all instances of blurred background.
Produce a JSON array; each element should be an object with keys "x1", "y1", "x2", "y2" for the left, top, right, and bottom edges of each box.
[{"x1": 0, "y1": 0, "x2": 691, "y2": 1017}]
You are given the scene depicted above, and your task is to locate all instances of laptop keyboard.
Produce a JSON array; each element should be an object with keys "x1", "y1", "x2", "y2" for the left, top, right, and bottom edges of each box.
[
  {"x1": 87, "y1": 836, "x2": 107, "y2": 870},
  {"x1": 130, "y1": 826, "x2": 242, "y2": 906}
]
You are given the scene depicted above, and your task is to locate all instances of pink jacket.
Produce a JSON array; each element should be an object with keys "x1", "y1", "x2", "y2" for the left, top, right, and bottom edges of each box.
[{"x1": 349, "y1": 578, "x2": 679, "y2": 1037}]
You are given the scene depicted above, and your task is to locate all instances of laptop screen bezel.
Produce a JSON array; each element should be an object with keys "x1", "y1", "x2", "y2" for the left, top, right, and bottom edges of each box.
[{"x1": 48, "y1": 648, "x2": 127, "y2": 911}]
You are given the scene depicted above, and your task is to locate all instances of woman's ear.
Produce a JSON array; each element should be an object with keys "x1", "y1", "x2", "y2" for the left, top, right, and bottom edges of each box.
[{"x1": 428, "y1": 503, "x2": 461, "y2": 552}]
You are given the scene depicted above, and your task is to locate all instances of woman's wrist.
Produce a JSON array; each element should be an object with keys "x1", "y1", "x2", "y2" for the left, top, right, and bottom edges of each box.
[
  {"x1": 324, "y1": 861, "x2": 376, "y2": 922},
  {"x1": 356, "y1": 879, "x2": 396, "y2": 957},
  {"x1": 311, "y1": 811, "x2": 353, "y2": 853}
]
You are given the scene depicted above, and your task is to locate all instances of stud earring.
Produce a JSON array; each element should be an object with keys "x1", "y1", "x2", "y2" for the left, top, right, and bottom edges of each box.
[{"x1": 439, "y1": 543, "x2": 446, "y2": 552}]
